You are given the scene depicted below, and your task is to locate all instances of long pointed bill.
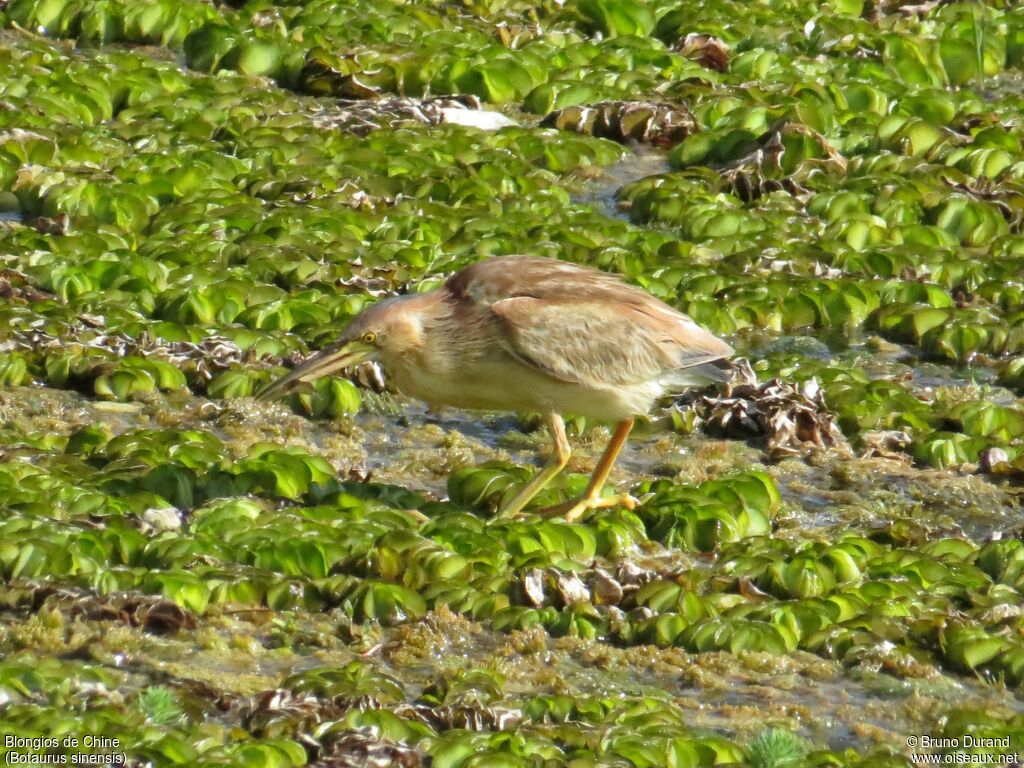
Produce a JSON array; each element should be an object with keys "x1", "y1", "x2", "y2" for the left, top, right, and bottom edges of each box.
[{"x1": 256, "y1": 342, "x2": 371, "y2": 401}]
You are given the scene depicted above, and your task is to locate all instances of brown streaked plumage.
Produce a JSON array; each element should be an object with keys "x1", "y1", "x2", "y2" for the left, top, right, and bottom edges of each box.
[{"x1": 257, "y1": 255, "x2": 733, "y2": 521}]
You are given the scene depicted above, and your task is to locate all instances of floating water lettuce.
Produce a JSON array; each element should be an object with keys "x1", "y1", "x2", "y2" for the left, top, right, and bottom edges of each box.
[{"x1": 2, "y1": 2, "x2": 1024, "y2": 763}]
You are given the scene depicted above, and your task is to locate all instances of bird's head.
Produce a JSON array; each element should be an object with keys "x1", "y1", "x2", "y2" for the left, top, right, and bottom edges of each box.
[{"x1": 256, "y1": 293, "x2": 432, "y2": 400}]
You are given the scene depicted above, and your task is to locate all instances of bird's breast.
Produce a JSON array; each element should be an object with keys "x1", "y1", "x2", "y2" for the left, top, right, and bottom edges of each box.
[
  {"x1": 385, "y1": 354, "x2": 536, "y2": 412},
  {"x1": 382, "y1": 352, "x2": 663, "y2": 420}
]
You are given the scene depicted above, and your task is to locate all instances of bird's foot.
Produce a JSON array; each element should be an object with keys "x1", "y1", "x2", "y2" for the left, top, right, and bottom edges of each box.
[{"x1": 539, "y1": 492, "x2": 642, "y2": 523}]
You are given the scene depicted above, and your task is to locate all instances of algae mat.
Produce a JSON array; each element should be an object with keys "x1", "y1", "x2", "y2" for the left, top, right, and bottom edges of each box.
[{"x1": 1, "y1": 1, "x2": 1024, "y2": 766}]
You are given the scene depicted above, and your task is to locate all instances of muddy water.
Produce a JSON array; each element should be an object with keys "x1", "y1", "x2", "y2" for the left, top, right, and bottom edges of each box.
[
  {"x1": 573, "y1": 145, "x2": 671, "y2": 220},
  {"x1": 42, "y1": 584, "x2": 1021, "y2": 754},
  {"x1": 5, "y1": 378, "x2": 1018, "y2": 541},
  {"x1": 4, "y1": 346, "x2": 1019, "y2": 753},
  {"x1": 4, "y1": 376, "x2": 1024, "y2": 753}
]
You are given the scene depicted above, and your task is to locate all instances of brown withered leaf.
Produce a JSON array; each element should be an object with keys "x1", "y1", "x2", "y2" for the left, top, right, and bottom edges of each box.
[
  {"x1": 0, "y1": 268, "x2": 55, "y2": 303},
  {"x1": 673, "y1": 361, "x2": 846, "y2": 457},
  {"x1": 399, "y1": 702, "x2": 522, "y2": 732},
  {"x1": 860, "y1": 430, "x2": 913, "y2": 460},
  {"x1": 304, "y1": 87, "x2": 514, "y2": 136},
  {"x1": 554, "y1": 572, "x2": 590, "y2": 606},
  {"x1": 590, "y1": 568, "x2": 623, "y2": 606},
  {"x1": 32, "y1": 213, "x2": 69, "y2": 235},
  {"x1": 314, "y1": 729, "x2": 424, "y2": 768},
  {"x1": 69, "y1": 594, "x2": 197, "y2": 634},
  {"x1": 541, "y1": 101, "x2": 698, "y2": 146},
  {"x1": 674, "y1": 33, "x2": 730, "y2": 72},
  {"x1": 12, "y1": 585, "x2": 198, "y2": 634},
  {"x1": 522, "y1": 568, "x2": 545, "y2": 608},
  {"x1": 718, "y1": 121, "x2": 847, "y2": 203},
  {"x1": 242, "y1": 688, "x2": 337, "y2": 736}
]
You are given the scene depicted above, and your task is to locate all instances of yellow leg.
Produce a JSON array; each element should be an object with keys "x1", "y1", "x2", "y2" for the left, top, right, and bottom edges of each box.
[
  {"x1": 495, "y1": 413, "x2": 571, "y2": 519},
  {"x1": 542, "y1": 417, "x2": 638, "y2": 523}
]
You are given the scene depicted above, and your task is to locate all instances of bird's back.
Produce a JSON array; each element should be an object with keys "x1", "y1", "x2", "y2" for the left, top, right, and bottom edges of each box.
[{"x1": 447, "y1": 255, "x2": 641, "y2": 305}]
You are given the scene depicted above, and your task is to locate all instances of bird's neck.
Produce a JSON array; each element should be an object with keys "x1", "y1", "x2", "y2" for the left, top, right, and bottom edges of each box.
[{"x1": 379, "y1": 294, "x2": 459, "y2": 374}]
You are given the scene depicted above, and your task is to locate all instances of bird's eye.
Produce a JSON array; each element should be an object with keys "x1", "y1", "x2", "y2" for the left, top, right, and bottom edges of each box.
[{"x1": 361, "y1": 332, "x2": 377, "y2": 344}]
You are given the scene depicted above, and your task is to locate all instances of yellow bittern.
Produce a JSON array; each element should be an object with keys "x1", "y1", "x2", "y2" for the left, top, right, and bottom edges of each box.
[{"x1": 257, "y1": 255, "x2": 733, "y2": 521}]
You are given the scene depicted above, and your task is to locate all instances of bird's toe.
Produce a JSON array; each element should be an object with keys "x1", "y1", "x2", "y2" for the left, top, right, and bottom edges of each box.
[
  {"x1": 613, "y1": 492, "x2": 641, "y2": 511},
  {"x1": 550, "y1": 491, "x2": 644, "y2": 523}
]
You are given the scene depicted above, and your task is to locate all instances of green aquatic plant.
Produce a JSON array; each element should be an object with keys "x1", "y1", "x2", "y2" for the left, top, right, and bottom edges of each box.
[
  {"x1": 137, "y1": 685, "x2": 185, "y2": 726},
  {"x1": 3, "y1": 0, "x2": 1024, "y2": 762},
  {"x1": 748, "y1": 728, "x2": 807, "y2": 768},
  {"x1": 972, "y1": 2, "x2": 988, "y2": 92}
]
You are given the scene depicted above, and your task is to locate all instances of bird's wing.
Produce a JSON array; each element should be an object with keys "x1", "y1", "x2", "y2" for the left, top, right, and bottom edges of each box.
[
  {"x1": 446, "y1": 255, "x2": 733, "y2": 387},
  {"x1": 489, "y1": 296, "x2": 731, "y2": 388}
]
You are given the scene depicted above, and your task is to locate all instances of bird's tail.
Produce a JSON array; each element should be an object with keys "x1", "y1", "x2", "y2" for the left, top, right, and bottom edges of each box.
[{"x1": 666, "y1": 358, "x2": 733, "y2": 387}]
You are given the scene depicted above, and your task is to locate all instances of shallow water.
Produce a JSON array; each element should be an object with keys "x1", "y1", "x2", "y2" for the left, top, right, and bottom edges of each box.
[
  {"x1": 4, "y1": 10, "x2": 1024, "y2": 763},
  {"x1": 3, "y1": 378, "x2": 1024, "y2": 758},
  {"x1": 573, "y1": 146, "x2": 670, "y2": 220},
  {"x1": 6, "y1": 383, "x2": 1018, "y2": 541}
]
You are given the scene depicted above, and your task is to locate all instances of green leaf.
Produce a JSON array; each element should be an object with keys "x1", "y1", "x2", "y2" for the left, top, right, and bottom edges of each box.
[{"x1": 578, "y1": 0, "x2": 656, "y2": 37}]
